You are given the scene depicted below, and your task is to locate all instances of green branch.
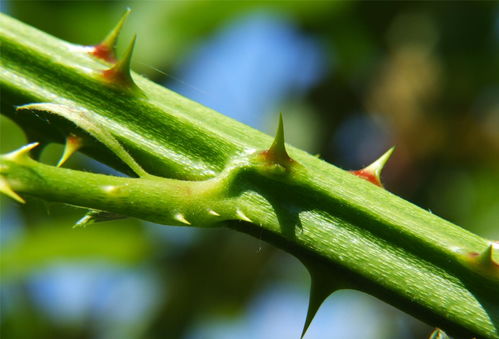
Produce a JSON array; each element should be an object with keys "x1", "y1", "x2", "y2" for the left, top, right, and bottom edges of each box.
[{"x1": 1, "y1": 12, "x2": 498, "y2": 338}]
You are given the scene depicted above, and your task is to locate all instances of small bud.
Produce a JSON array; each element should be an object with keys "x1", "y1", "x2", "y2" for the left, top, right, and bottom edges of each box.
[
  {"x1": 349, "y1": 147, "x2": 395, "y2": 187},
  {"x1": 101, "y1": 35, "x2": 141, "y2": 93},
  {"x1": 0, "y1": 177, "x2": 25, "y2": 204},
  {"x1": 57, "y1": 134, "x2": 84, "y2": 167},
  {"x1": 89, "y1": 8, "x2": 131, "y2": 62}
]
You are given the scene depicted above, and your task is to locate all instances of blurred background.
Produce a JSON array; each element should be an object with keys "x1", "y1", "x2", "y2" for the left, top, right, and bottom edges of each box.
[{"x1": 1, "y1": 1, "x2": 498, "y2": 338}]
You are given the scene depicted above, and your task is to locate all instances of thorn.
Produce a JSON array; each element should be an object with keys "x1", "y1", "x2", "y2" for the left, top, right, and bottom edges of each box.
[
  {"x1": 301, "y1": 277, "x2": 334, "y2": 338},
  {"x1": 265, "y1": 113, "x2": 293, "y2": 165},
  {"x1": 300, "y1": 265, "x2": 341, "y2": 338},
  {"x1": 0, "y1": 177, "x2": 25, "y2": 204},
  {"x1": 349, "y1": 146, "x2": 395, "y2": 187},
  {"x1": 74, "y1": 210, "x2": 125, "y2": 228},
  {"x1": 463, "y1": 242, "x2": 499, "y2": 281},
  {"x1": 4, "y1": 142, "x2": 40, "y2": 162},
  {"x1": 236, "y1": 210, "x2": 252, "y2": 222},
  {"x1": 89, "y1": 8, "x2": 131, "y2": 62},
  {"x1": 101, "y1": 34, "x2": 141, "y2": 92},
  {"x1": 296, "y1": 258, "x2": 345, "y2": 339},
  {"x1": 476, "y1": 242, "x2": 499, "y2": 268},
  {"x1": 174, "y1": 213, "x2": 191, "y2": 225},
  {"x1": 23, "y1": 130, "x2": 48, "y2": 160},
  {"x1": 208, "y1": 209, "x2": 220, "y2": 217},
  {"x1": 57, "y1": 134, "x2": 84, "y2": 167},
  {"x1": 429, "y1": 328, "x2": 449, "y2": 339},
  {"x1": 74, "y1": 213, "x2": 94, "y2": 228}
]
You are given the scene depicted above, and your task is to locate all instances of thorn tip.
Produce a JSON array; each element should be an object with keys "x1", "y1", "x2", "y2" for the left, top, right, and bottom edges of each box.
[
  {"x1": 4, "y1": 142, "x2": 40, "y2": 162},
  {"x1": 57, "y1": 134, "x2": 84, "y2": 167},
  {"x1": 208, "y1": 209, "x2": 220, "y2": 216},
  {"x1": 174, "y1": 213, "x2": 191, "y2": 225},
  {"x1": 259, "y1": 113, "x2": 294, "y2": 169},
  {"x1": 236, "y1": 210, "x2": 252, "y2": 222},
  {"x1": 90, "y1": 8, "x2": 131, "y2": 62},
  {"x1": 350, "y1": 146, "x2": 395, "y2": 187},
  {"x1": 101, "y1": 34, "x2": 140, "y2": 92}
]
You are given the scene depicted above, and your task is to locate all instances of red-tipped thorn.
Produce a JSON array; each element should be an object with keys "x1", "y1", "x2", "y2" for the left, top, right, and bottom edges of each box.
[
  {"x1": 89, "y1": 8, "x2": 131, "y2": 62},
  {"x1": 349, "y1": 147, "x2": 395, "y2": 187},
  {"x1": 259, "y1": 113, "x2": 295, "y2": 171},
  {"x1": 101, "y1": 34, "x2": 141, "y2": 92},
  {"x1": 57, "y1": 134, "x2": 84, "y2": 167}
]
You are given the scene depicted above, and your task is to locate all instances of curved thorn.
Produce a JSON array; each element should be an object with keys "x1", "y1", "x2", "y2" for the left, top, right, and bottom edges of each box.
[
  {"x1": 4, "y1": 142, "x2": 40, "y2": 162},
  {"x1": 101, "y1": 34, "x2": 141, "y2": 92},
  {"x1": 301, "y1": 277, "x2": 334, "y2": 338},
  {"x1": 236, "y1": 210, "x2": 252, "y2": 222},
  {"x1": 300, "y1": 264, "x2": 341, "y2": 338},
  {"x1": 0, "y1": 177, "x2": 25, "y2": 204},
  {"x1": 350, "y1": 146, "x2": 395, "y2": 187},
  {"x1": 57, "y1": 134, "x2": 84, "y2": 167},
  {"x1": 90, "y1": 8, "x2": 131, "y2": 62},
  {"x1": 208, "y1": 209, "x2": 220, "y2": 217},
  {"x1": 174, "y1": 213, "x2": 191, "y2": 225}
]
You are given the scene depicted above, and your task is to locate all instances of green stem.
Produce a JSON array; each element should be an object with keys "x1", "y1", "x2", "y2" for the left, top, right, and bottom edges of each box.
[{"x1": 1, "y1": 13, "x2": 498, "y2": 338}]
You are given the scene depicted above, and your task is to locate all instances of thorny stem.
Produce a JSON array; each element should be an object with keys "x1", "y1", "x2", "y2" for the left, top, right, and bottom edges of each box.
[{"x1": 0, "y1": 12, "x2": 498, "y2": 338}]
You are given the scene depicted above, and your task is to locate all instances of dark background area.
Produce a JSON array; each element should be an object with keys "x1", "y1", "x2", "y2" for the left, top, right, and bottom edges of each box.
[{"x1": 1, "y1": 1, "x2": 498, "y2": 338}]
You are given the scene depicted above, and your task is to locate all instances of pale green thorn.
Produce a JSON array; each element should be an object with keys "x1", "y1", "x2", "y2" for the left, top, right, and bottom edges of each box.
[
  {"x1": 4, "y1": 142, "x2": 40, "y2": 162},
  {"x1": 428, "y1": 328, "x2": 449, "y2": 339},
  {"x1": 236, "y1": 210, "x2": 252, "y2": 222},
  {"x1": 478, "y1": 242, "x2": 499, "y2": 267},
  {"x1": 57, "y1": 134, "x2": 84, "y2": 167},
  {"x1": 74, "y1": 213, "x2": 95, "y2": 228},
  {"x1": 96, "y1": 8, "x2": 131, "y2": 61},
  {"x1": 0, "y1": 177, "x2": 25, "y2": 204},
  {"x1": 266, "y1": 113, "x2": 292, "y2": 165},
  {"x1": 115, "y1": 33, "x2": 135, "y2": 77},
  {"x1": 74, "y1": 210, "x2": 125, "y2": 228},
  {"x1": 23, "y1": 130, "x2": 48, "y2": 160},
  {"x1": 208, "y1": 209, "x2": 220, "y2": 217},
  {"x1": 174, "y1": 213, "x2": 191, "y2": 225}
]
